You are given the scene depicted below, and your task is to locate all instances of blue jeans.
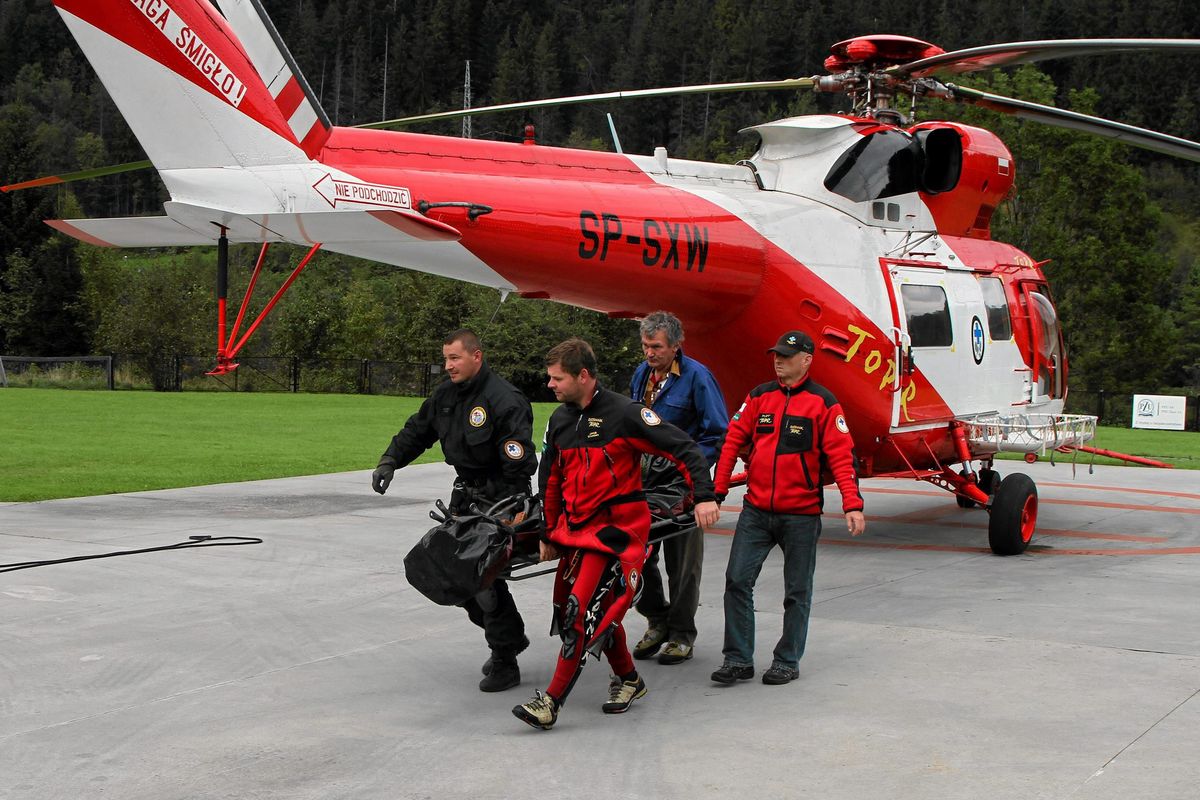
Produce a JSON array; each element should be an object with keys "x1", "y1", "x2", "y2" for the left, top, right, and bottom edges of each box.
[{"x1": 722, "y1": 504, "x2": 821, "y2": 670}]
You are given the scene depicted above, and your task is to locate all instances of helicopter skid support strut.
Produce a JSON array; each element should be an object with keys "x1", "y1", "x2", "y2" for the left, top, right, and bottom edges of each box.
[
  {"x1": 206, "y1": 236, "x2": 322, "y2": 376},
  {"x1": 886, "y1": 423, "x2": 991, "y2": 507}
]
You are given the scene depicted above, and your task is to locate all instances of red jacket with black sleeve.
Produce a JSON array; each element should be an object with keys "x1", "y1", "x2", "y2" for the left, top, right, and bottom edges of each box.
[
  {"x1": 539, "y1": 385, "x2": 716, "y2": 565},
  {"x1": 714, "y1": 376, "x2": 863, "y2": 516}
]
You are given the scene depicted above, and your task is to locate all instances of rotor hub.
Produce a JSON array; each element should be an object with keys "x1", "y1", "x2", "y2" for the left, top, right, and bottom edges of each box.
[{"x1": 822, "y1": 35, "x2": 946, "y2": 124}]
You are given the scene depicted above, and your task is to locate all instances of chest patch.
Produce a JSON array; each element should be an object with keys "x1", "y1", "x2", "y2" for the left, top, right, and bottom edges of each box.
[
  {"x1": 640, "y1": 408, "x2": 661, "y2": 426},
  {"x1": 588, "y1": 417, "x2": 603, "y2": 428},
  {"x1": 504, "y1": 440, "x2": 525, "y2": 460},
  {"x1": 757, "y1": 413, "x2": 775, "y2": 426},
  {"x1": 468, "y1": 406, "x2": 487, "y2": 427}
]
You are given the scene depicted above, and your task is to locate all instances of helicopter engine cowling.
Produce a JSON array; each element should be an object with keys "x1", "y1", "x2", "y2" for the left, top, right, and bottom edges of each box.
[{"x1": 911, "y1": 122, "x2": 1015, "y2": 239}]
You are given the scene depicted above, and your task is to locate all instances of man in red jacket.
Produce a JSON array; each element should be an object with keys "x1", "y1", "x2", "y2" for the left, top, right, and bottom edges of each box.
[{"x1": 711, "y1": 331, "x2": 866, "y2": 686}]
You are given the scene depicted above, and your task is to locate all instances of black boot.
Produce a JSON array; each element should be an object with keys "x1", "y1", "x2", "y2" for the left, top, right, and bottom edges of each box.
[
  {"x1": 479, "y1": 656, "x2": 520, "y2": 692},
  {"x1": 482, "y1": 636, "x2": 530, "y2": 676}
]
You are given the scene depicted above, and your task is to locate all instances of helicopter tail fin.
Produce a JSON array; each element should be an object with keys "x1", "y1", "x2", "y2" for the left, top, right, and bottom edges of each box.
[
  {"x1": 51, "y1": 0, "x2": 326, "y2": 171},
  {"x1": 213, "y1": 0, "x2": 330, "y2": 157}
]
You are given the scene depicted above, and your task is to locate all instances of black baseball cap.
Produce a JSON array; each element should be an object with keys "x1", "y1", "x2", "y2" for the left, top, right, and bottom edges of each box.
[{"x1": 768, "y1": 331, "x2": 815, "y2": 357}]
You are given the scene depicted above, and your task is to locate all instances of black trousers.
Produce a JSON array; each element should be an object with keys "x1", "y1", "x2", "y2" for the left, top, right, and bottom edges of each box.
[
  {"x1": 450, "y1": 481, "x2": 527, "y2": 658},
  {"x1": 634, "y1": 526, "x2": 704, "y2": 645},
  {"x1": 463, "y1": 580, "x2": 526, "y2": 657}
]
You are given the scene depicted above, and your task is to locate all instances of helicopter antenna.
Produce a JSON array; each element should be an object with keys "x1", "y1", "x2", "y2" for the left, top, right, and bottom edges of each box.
[
  {"x1": 606, "y1": 113, "x2": 624, "y2": 154},
  {"x1": 462, "y1": 60, "x2": 472, "y2": 139}
]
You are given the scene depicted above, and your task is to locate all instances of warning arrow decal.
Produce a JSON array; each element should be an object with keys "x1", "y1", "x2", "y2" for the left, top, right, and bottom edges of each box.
[{"x1": 312, "y1": 174, "x2": 412, "y2": 211}]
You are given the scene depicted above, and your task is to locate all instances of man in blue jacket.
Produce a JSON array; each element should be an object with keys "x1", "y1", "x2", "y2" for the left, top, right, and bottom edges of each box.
[{"x1": 628, "y1": 311, "x2": 728, "y2": 664}]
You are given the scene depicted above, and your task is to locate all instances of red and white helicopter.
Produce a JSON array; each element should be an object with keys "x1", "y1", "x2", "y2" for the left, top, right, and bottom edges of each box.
[{"x1": 9, "y1": 0, "x2": 1200, "y2": 554}]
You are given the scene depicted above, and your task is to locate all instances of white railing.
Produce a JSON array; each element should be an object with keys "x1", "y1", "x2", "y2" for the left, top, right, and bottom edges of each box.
[{"x1": 961, "y1": 413, "x2": 1097, "y2": 454}]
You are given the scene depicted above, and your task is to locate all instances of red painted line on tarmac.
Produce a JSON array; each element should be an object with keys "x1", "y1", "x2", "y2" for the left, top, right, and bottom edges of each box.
[
  {"x1": 1029, "y1": 546, "x2": 1200, "y2": 556},
  {"x1": 714, "y1": 504, "x2": 1175, "y2": 549},
  {"x1": 859, "y1": 486, "x2": 1199, "y2": 514},
  {"x1": 1037, "y1": 481, "x2": 1200, "y2": 502}
]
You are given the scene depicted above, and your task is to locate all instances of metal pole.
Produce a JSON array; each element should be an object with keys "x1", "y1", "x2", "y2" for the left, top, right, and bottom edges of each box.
[
  {"x1": 0, "y1": 356, "x2": 7, "y2": 388},
  {"x1": 106, "y1": 355, "x2": 113, "y2": 390},
  {"x1": 216, "y1": 228, "x2": 229, "y2": 366}
]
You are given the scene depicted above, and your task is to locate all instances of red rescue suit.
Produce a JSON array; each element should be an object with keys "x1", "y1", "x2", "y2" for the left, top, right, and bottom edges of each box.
[
  {"x1": 539, "y1": 385, "x2": 715, "y2": 701},
  {"x1": 714, "y1": 377, "x2": 863, "y2": 515}
]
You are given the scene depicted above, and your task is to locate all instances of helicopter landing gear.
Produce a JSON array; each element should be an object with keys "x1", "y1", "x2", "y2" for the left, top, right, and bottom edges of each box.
[
  {"x1": 987, "y1": 473, "x2": 1038, "y2": 555},
  {"x1": 954, "y1": 465, "x2": 1000, "y2": 508}
]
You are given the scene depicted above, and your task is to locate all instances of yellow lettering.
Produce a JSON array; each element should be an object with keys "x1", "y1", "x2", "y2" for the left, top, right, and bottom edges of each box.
[
  {"x1": 864, "y1": 350, "x2": 881, "y2": 374},
  {"x1": 900, "y1": 383, "x2": 917, "y2": 422},
  {"x1": 845, "y1": 324, "x2": 874, "y2": 362},
  {"x1": 878, "y1": 359, "x2": 896, "y2": 391}
]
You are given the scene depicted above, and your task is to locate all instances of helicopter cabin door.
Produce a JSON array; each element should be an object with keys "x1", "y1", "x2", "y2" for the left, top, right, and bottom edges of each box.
[{"x1": 885, "y1": 262, "x2": 996, "y2": 428}]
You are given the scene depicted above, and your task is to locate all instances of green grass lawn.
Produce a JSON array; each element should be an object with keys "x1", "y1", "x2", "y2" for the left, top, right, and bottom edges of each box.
[
  {"x1": 1, "y1": 388, "x2": 557, "y2": 502},
  {"x1": 2, "y1": 388, "x2": 1197, "y2": 502},
  {"x1": 995, "y1": 425, "x2": 1200, "y2": 470}
]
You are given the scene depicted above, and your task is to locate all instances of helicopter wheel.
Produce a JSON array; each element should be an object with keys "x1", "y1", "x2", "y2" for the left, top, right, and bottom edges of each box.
[
  {"x1": 978, "y1": 467, "x2": 1000, "y2": 499},
  {"x1": 988, "y1": 473, "x2": 1038, "y2": 555}
]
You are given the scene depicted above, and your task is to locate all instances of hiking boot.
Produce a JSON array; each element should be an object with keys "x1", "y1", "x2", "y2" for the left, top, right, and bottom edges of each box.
[
  {"x1": 513, "y1": 691, "x2": 559, "y2": 730},
  {"x1": 632, "y1": 623, "x2": 668, "y2": 660},
  {"x1": 710, "y1": 664, "x2": 754, "y2": 684},
  {"x1": 601, "y1": 675, "x2": 648, "y2": 714},
  {"x1": 482, "y1": 636, "x2": 530, "y2": 676},
  {"x1": 479, "y1": 658, "x2": 520, "y2": 692},
  {"x1": 657, "y1": 641, "x2": 693, "y2": 665},
  {"x1": 762, "y1": 664, "x2": 800, "y2": 685}
]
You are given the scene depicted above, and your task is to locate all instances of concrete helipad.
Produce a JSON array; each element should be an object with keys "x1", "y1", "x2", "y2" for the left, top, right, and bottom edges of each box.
[{"x1": 1, "y1": 461, "x2": 1197, "y2": 799}]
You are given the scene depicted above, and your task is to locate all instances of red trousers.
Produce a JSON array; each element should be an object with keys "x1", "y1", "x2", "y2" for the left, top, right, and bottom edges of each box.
[{"x1": 546, "y1": 548, "x2": 638, "y2": 702}]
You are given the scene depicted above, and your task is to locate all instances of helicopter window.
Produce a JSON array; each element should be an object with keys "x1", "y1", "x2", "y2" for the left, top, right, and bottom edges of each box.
[
  {"x1": 900, "y1": 284, "x2": 953, "y2": 347},
  {"x1": 979, "y1": 277, "x2": 1012, "y2": 340},
  {"x1": 824, "y1": 131, "x2": 920, "y2": 202}
]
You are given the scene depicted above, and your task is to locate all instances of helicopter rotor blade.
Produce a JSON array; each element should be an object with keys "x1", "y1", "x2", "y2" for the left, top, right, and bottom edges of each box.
[
  {"x1": 1, "y1": 159, "x2": 153, "y2": 193},
  {"x1": 4, "y1": 77, "x2": 820, "y2": 191},
  {"x1": 939, "y1": 83, "x2": 1200, "y2": 163},
  {"x1": 892, "y1": 38, "x2": 1200, "y2": 79},
  {"x1": 359, "y1": 77, "x2": 819, "y2": 130}
]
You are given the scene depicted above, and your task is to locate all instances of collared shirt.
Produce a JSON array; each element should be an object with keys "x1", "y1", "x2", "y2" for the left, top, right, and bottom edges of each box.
[{"x1": 642, "y1": 359, "x2": 682, "y2": 407}]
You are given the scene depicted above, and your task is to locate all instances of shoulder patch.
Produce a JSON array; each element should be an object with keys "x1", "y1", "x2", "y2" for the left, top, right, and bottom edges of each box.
[
  {"x1": 640, "y1": 407, "x2": 662, "y2": 426},
  {"x1": 469, "y1": 406, "x2": 487, "y2": 427},
  {"x1": 836, "y1": 414, "x2": 850, "y2": 434},
  {"x1": 503, "y1": 440, "x2": 525, "y2": 460}
]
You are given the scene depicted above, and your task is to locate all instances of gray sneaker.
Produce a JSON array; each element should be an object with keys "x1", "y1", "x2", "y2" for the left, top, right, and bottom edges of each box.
[
  {"x1": 602, "y1": 675, "x2": 648, "y2": 713},
  {"x1": 513, "y1": 691, "x2": 559, "y2": 730},
  {"x1": 632, "y1": 624, "x2": 668, "y2": 660},
  {"x1": 657, "y1": 641, "x2": 693, "y2": 665}
]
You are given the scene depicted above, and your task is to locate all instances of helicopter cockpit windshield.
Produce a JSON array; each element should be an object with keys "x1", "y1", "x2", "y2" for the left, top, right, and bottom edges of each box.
[{"x1": 1027, "y1": 290, "x2": 1065, "y2": 399}]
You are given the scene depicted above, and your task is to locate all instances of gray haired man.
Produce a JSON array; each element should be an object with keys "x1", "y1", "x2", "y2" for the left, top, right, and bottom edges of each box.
[{"x1": 628, "y1": 311, "x2": 728, "y2": 664}]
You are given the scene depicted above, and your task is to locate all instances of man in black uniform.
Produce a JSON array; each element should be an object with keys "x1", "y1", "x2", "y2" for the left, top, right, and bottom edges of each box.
[{"x1": 372, "y1": 328, "x2": 537, "y2": 692}]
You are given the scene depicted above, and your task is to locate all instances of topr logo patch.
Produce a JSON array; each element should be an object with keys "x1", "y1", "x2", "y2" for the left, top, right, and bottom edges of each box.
[
  {"x1": 640, "y1": 407, "x2": 661, "y2": 426},
  {"x1": 836, "y1": 414, "x2": 850, "y2": 434},
  {"x1": 504, "y1": 440, "x2": 525, "y2": 460},
  {"x1": 469, "y1": 406, "x2": 487, "y2": 427}
]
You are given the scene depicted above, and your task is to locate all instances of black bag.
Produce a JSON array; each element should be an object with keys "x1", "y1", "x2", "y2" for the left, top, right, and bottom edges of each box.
[{"x1": 403, "y1": 514, "x2": 514, "y2": 606}]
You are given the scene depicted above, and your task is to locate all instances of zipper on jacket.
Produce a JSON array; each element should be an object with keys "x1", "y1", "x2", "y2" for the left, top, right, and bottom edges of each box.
[{"x1": 770, "y1": 387, "x2": 792, "y2": 513}]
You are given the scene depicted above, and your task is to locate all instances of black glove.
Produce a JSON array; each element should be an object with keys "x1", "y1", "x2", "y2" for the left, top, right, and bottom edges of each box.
[{"x1": 372, "y1": 461, "x2": 396, "y2": 494}]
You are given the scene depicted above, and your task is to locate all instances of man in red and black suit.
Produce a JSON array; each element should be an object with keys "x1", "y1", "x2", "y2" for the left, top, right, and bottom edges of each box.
[{"x1": 512, "y1": 339, "x2": 720, "y2": 730}]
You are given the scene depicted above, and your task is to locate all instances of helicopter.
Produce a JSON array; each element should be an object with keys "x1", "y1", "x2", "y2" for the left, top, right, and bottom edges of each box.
[{"x1": 8, "y1": 0, "x2": 1200, "y2": 555}]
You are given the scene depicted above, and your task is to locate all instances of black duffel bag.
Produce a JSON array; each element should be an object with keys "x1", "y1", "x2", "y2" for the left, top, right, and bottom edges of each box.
[{"x1": 403, "y1": 514, "x2": 514, "y2": 606}]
